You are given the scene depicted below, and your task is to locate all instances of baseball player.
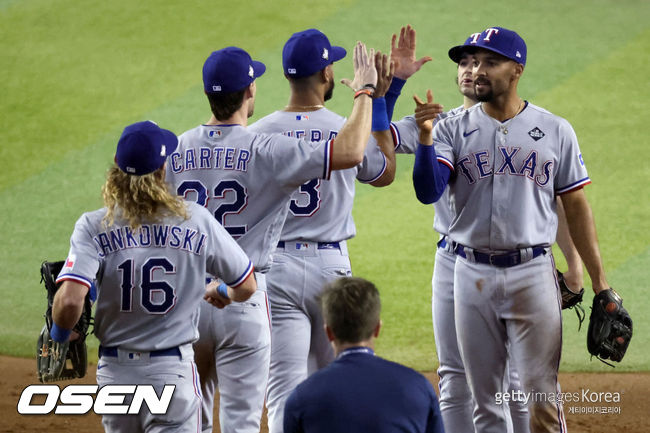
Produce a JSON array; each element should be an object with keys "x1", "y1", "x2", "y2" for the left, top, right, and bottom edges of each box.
[
  {"x1": 165, "y1": 43, "x2": 381, "y2": 433},
  {"x1": 412, "y1": 27, "x2": 612, "y2": 432},
  {"x1": 50, "y1": 120, "x2": 257, "y2": 433},
  {"x1": 386, "y1": 26, "x2": 580, "y2": 433},
  {"x1": 247, "y1": 28, "x2": 395, "y2": 433},
  {"x1": 283, "y1": 276, "x2": 445, "y2": 433}
]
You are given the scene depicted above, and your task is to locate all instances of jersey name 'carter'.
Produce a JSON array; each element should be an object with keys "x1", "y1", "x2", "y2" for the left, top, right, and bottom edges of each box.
[
  {"x1": 169, "y1": 146, "x2": 251, "y2": 173},
  {"x1": 94, "y1": 224, "x2": 207, "y2": 257}
]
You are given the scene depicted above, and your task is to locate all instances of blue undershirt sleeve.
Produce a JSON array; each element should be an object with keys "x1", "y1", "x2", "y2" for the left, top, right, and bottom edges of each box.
[
  {"x1": 385, "y1": 77, "x2": 406, "y2": 121},
  {"x1": 413, "y1": 143, "x2": 451, "y2": 204}
]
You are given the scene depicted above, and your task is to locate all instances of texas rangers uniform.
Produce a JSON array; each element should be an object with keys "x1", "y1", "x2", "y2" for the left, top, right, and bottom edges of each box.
[
  {"x1": 249, "y1": 108, "x2": 386, "y2": 433},
  {"x1": 248, "y1": 108, "x2": 387, "y2": 433},
  {"x1": 391, "y1": 108, "x2": 529, "y2": 432},
  {"x1": 56, "y1": 201, "x2": 253, "y2": 433},
  {"x1": 166, "y1": 123, "x2": 337, "y2": 433},
  {"x1": 421, "y1": 101, "x2": 590, "y2": 432}
]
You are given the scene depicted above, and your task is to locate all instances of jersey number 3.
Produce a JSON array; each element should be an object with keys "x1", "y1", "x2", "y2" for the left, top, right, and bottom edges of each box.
[
  {"x1": 290, "y1": 179, "x2": 321, "y2": 216},
  {"x1": 176, "y1": 180, "x2": 248, "y2": 238}
]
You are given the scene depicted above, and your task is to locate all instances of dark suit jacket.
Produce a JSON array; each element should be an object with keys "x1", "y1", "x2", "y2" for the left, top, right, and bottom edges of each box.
[{"x1": 284, "y1": 347, "x2": 445, "y2": 433}]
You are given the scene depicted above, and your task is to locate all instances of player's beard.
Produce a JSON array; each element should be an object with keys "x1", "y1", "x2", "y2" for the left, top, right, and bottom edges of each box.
[
  {"x1": 324, "y1": 77, "x2": 334, "y2": 102},
  {"x1": 475, "y1": 88, "x2": 493, "y2": 102},
  {"x1": 247, "y1": 98, "x2": 255, "y2": 118},
  {"x1": 474, "y1": 79, "x2": 494, "y2": 102}
]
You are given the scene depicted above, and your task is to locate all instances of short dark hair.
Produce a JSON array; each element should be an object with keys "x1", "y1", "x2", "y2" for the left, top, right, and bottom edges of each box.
[
  {"x1": 206, "y1": 88, "x2": 247, "y2": 121},
  {"x1": 321, "y1": 277, "x2": 381, "y2": 344},
  {"x1": 285, "y1": 70, "x2": 320, "y2": 89}
]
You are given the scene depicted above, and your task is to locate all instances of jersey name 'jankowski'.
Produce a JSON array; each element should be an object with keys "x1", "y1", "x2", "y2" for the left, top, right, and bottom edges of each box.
[{"x1": 94, "y1": 224, "x2": 207, "y2": 257}]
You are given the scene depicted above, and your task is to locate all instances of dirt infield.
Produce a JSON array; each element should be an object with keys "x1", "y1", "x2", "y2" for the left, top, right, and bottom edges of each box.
[{"x1": 3, "y1": 355, "x2": 648, "y2": 432}]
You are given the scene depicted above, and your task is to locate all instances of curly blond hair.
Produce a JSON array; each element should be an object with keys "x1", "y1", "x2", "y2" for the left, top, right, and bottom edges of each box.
[{"x1": 102, "y1": 164, "x2": 188, "y2": 229}]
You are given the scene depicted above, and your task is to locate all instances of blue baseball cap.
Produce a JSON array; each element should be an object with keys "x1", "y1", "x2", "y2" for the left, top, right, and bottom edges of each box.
[
  {"x1": 203, "y1": 47, "x2": 266, "y2": 94},
  {"x1": 115, "y1": 121, "x2": 178, "y2": 175},
  {"x1": 282, "y1": 29, "x2": 346, "y2": 78},
  {"x1": 448, "y1": 27, "x2": 526, "y2": 65},
  {"x1": 448, "y1": 34, "x2": 477, "y2": 63}
]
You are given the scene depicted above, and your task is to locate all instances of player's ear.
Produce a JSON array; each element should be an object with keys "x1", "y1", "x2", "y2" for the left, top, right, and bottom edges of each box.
[
  {"x1": 512, "y1": 63, "x2": 524, "y2": 80},
  {"x1": 324, "y1": 324, "x2": 336, "y2": 342},
  {"x1": 373, "y1": 320, "x2": 382, "y2": 338},
  {"x1": 321, "y1": 65, "x2": 332, "y2": 84},
  {"x1": 244, "y1": 81, "x2": 256, "y2": 100}
]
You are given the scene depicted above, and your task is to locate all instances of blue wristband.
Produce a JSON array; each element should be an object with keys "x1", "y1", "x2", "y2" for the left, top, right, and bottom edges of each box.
[
  {"x1": 372, "y1": 97, "x2": 389, "y2": 131},
  {"x1": 217, "y1": 282, "x2": 230, "y2": 299},
  {"x1": 387, "y1": 77, "x2": 406, "y2": 94},
  {"x1": 50, "y1": 323, "x2": 71, "y2": 343},
  {"x1": 385, "y1": 78, "x2": 406, "y2": 121}
]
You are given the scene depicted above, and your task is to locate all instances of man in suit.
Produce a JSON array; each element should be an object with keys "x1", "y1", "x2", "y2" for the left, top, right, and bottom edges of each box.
[{"x1": 283, "y1": 276, "x2": 445, "y2": 433}]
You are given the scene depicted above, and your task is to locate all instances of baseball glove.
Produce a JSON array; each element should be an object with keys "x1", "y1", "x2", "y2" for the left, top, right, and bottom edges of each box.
[
  {"x1": 587, "y1": 288, "x2": 632, "y2": 366},
  {"x1": 557, "y1": 270, "x2": 586, "y2": 329},
  {"x1": 36, "y1": 260, "x2": 93, "y2": 382}
]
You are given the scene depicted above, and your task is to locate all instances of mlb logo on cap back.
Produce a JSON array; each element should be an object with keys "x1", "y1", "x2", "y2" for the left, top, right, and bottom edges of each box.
[
  {"x1": 448, "y1": 26, "x2": 526, "y2": 65},
  {"x1": 282, "y1": 29, "x2": 347, "y2": 78},
  {"x1": 115, "y1": 121, "x2": 178, "y2": 176},
  {"x1": 203, "y1": 46, "x2": 266, "y2": 94}
]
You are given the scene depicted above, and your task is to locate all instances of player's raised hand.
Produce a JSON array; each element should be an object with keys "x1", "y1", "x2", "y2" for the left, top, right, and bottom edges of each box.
[
  {"x1": 374, "y1": 50, "x2": 395, "y2": 98},
  {"x1": 413, "y1": 90, "x2": 444, "y2": 144},
  {"x1": 391, "y1": 25, "x2": 432, "y2": 80},
  {"x1": 341, "y1": 41, "x2": 378, "y2": 91}
]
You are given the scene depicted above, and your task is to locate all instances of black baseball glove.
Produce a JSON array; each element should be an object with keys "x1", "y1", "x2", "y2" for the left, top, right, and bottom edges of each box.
[
  {"x1": 557, "y1": 270, "x2": 586, "y2": 329},
  {"x1": 587, "y1": 288, "x2": 632, "y2": 366},
  {"x1": 37, "y1": 260, "x2": 93, "y2": 382}
]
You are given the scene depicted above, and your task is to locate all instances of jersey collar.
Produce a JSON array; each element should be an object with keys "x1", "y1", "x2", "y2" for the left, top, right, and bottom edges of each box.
[{"x1": 338, "y1": 347, "x2": 375, "y2": 359}]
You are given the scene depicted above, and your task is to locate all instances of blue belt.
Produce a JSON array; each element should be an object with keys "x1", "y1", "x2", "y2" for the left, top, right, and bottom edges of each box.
[
  {"x1": 99, "y1": 346, "x2": 181, "y2": 358},
  {"x1": 437, "y1": 235, "x2": 456, "y2": 249},
  {"x1": 277, "y1": 241, "x2": 340, "y2": 250},
  {"x1": 454, "y1": 244, "x2": 547, "y2": 268}
]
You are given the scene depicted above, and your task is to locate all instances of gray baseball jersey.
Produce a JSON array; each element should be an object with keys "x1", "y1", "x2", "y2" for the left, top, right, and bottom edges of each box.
[
  {"x1": 248, "y1": 108, "x2": 386, "y2": 242},
  {"x1": 55, "y1": 201, "x2": 253, "y2": 350},
  {"x1": 166, "y1": 123, "x2": 334, "y2": 433},
  {"x1": 167, "y1": 124, "x2": 334, "y2": 271},
  {"x1": 248, "y1": 107, "x2": 385, "y2": 433},
  {"x1": 432, "y1": 102, "x2": 590, "y2": 250},
  {"x1": 390, "y1": 106, "x2": 464, "y2": 235},
  {"x1": 428, "y1": 103, "x2": 584, "y2": 430}
]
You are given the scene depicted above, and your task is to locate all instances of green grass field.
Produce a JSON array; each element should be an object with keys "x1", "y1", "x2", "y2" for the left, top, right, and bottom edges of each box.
[{"x1": 1, "y1": 0, "x2": 648, "y2": 373}]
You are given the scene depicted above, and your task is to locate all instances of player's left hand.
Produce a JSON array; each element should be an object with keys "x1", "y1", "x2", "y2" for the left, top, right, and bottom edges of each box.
[
  {"x1": 391, "y1": 24, "x2": 432, "y2": 80},
  {"x1": 204, "y1": 281, "x2": 232, "y2": 309},
  {"x1": 374, "y1": 51, "x2": 395, "y2": 98}
]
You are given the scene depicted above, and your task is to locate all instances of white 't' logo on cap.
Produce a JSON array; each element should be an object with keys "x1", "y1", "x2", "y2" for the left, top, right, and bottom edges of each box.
[
  {"x1": 516, "y1": 51, "x2": 521, "y2": 58},
  {"x1": 322, "y1": 48, "x2": 329, "y2": 60},
  {"x1": 249, "y1": 65, "x2": 254, "y2": 78},
  {"x1": 160, "y1": 145, "x2": 166, "y2": 157}
]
